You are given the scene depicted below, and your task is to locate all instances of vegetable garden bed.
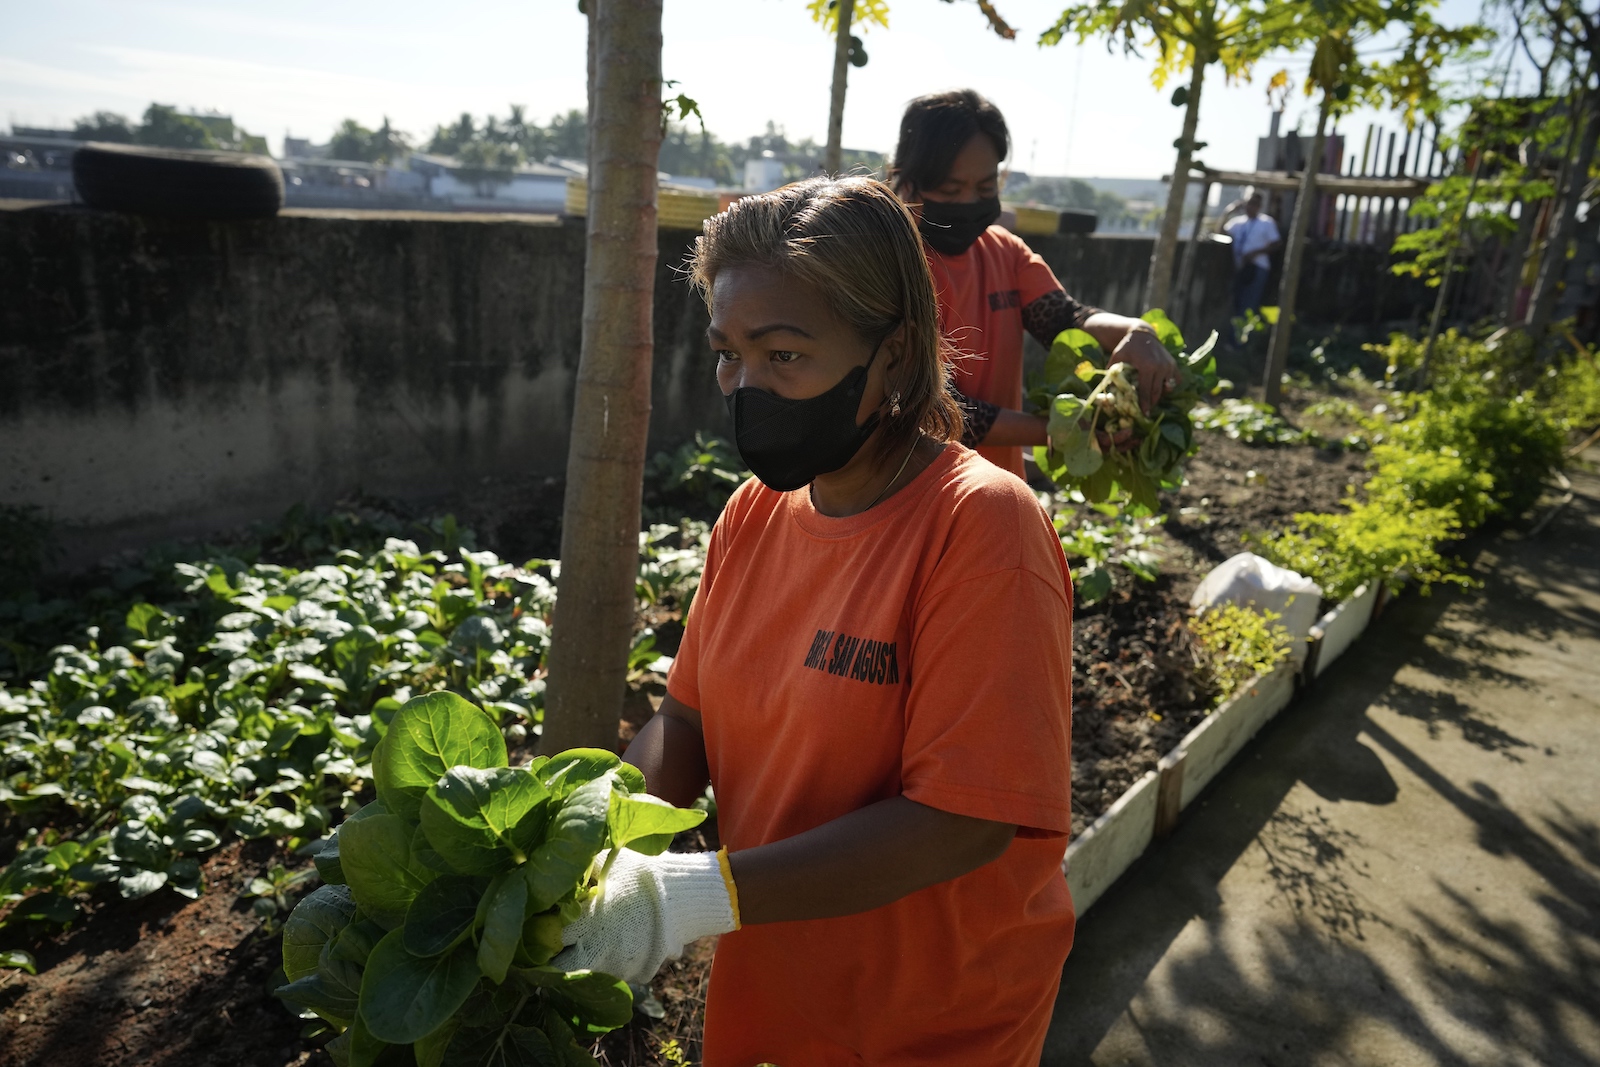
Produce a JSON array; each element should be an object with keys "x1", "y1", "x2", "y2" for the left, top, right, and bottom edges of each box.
[{"x1": 3, "y1": 325, "x2": 1584, "y2": 1066}]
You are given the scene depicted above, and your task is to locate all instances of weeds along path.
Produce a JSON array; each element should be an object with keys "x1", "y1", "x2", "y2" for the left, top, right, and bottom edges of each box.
[{"x1": 1044, "y1": 467, "x2": 1600, "y2": 1067}]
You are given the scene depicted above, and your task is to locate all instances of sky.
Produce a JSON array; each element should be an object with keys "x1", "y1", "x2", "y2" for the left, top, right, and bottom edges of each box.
[{"x1": 2, "y1": 0, "x2": 1496, "y2": 180}]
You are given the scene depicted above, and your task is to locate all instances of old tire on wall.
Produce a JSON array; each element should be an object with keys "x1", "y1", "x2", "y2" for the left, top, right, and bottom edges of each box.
[{"x1": 73, "y1": 142, "x2": 285, "y2": 220}]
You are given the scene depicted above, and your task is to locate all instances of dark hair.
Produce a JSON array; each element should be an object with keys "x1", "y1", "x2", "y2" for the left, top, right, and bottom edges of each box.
[
  {"x1": 688, "y1": 176, "x2": 962, "y2": 462},
  {"x1": 889, "y1": 89, "x2": 1009, "y2": 197}
]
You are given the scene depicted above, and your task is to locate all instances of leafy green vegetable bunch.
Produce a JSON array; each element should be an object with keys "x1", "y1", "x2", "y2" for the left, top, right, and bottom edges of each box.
[
  {"x1": 281, "y1": 691, "x2": 705, "y2": 1067},
  {"x1": 1028, "y1": 310, "x2": 1219, "y2": 510}
]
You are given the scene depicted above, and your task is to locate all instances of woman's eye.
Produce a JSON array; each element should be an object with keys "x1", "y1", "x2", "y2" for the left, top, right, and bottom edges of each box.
[
  {"x1": 714, "y1": 349, "x2": 738, "y2": 364},
  {"x1": 771, "y1": 350, "x2": 800, "y2": 364}
]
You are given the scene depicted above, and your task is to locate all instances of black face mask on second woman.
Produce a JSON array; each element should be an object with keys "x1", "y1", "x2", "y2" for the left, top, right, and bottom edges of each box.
[
  {"x1": 917, "y1": 196, "x2": 1002, "y2": 256},
  {"x1": 723, "y1": 340, "x2": 887, "y2": 493}
]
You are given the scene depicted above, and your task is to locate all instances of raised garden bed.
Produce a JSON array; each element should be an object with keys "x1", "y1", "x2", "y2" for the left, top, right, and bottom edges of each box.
[{"x1": 0, "y1": 407, "x2": 1423, "y2": 1067}]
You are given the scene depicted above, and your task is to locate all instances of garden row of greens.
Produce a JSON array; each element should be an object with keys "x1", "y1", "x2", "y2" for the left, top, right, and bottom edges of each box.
[
  {"x1": 0, "y1": 509, "x2": 707, "y2": 975},
  {"x1": 1251, "y1": 330, "x2": 1577, "y2": 601}
]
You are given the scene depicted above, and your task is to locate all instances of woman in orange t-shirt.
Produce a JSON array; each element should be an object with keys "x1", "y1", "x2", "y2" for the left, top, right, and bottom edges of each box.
[
  {"x1": 892, "y1": 89, "x2": 1177, "y2": 479},
  {"x1": 555, "y1": 177, "x2": 1075, "y2": 1066}
]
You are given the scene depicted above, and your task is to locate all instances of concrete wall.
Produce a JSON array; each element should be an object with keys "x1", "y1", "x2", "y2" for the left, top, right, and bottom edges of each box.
[
  {"x1": 0, "y1": 203, "x2": 1429, "y2": 565},
  {"x1": 0, "y1": 205, "x2": 721, "y2": 563}
]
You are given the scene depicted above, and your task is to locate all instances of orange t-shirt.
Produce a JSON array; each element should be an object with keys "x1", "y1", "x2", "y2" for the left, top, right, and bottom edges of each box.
[
  {"x1": 668, "y1": 444, "x2": 1075, "y2": 1067},
  {"x1": 926, "y1": 226, "x2": 1065, "y2": 480}
]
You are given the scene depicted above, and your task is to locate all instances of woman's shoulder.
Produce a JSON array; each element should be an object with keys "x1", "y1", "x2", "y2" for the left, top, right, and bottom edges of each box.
[
  {"x1": 716, "y1": 474, "x2": 781, "y2": 533},
  {"x1": 978, "y1": 224, "x2": 1035, "y2": 258},
  {"x1": 921, "y1": 446, "x2": 1067, "y2": 586}
]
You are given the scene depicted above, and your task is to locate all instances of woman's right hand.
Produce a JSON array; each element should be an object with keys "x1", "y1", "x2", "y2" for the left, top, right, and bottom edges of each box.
[{"x1": 554, "y1": 849, "x2": 737, "y2": 984}]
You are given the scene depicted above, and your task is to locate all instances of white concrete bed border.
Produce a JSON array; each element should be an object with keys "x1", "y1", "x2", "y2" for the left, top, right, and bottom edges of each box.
[{"x1": 1063, "y1": 579, "x2": 1384, "y2": 916}]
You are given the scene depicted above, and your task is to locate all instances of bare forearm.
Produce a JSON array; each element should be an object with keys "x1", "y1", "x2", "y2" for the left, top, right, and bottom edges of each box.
[
  {"x1": 729, "y1": 796, "x2": 1016, "y2": 924},
  {"x1": 982, "y1": 408, "x2": 1048, "y2": 447},
  {"x1": 622, "y1": 707, "x2": 709, "y2": 810},
  {"x1": 1080, "y1": 312, "x2": 1156, "y2": 353}
]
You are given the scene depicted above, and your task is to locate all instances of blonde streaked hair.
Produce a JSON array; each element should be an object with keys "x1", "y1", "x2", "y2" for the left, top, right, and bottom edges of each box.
[{"x1": 687, "y1": 175, "x2": 962, "y2": 462}]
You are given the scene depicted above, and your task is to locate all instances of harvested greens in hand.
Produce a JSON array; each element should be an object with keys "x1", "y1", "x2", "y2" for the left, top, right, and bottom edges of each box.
[
  {"x1": 1027, "y1": 310, "x2": 1219, "y2": 509},
  {"x1": 278, "y1": 690, "x2": 704, "y2": 1067}
]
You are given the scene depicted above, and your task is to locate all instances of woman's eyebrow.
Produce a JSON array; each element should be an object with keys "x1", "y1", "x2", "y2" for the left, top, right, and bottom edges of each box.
[
  {"x1": 707, "y1": 322, "x2": 816, "y2": 343},
  {"x1": 748, "y1": 322, "x2": 815, "y2": 340}
]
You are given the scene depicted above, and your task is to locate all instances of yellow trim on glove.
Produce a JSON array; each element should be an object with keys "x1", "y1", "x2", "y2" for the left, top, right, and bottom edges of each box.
[{"x1": 716, "y1": 847, "x2": 741, "y2": 930}]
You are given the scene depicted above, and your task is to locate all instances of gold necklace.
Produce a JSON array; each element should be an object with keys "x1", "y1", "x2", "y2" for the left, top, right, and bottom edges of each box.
[{"x1": 866, "y1": 437, "x2": 921, "y2": 510}]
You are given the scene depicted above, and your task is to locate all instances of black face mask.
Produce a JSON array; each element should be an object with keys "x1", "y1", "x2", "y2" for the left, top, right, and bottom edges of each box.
[
  {"x1": 918, "y1": 196, "x2": 1002, "y2": 256},
  {"x1": 723, "y1": 343, "x2": 884, "y2": 493}
]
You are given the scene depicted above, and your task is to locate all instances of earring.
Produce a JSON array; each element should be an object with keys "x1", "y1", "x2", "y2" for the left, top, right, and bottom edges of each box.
[{"x1": 890, "y1": 391, "x2": 902, "y2": 418}]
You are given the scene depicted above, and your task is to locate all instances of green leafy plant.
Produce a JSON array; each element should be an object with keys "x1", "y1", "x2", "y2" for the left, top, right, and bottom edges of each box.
[
  {"x1": 1384, "y1": 388, "x2": 1564, "y2": 520},
  {"x1": 1363, "y1": 442, "x2": 1496, "y2": 529},
  {"x1": 1028, "y1": 310, "x2": 1219, "y2": 509},
  {"x1": 1189, "y1": 603, "x2": 1294, "y2": 706},
  {"x1": 1192, "y1": 397, "x2": 1305, "y2": 444},
  {"x1": 1250, "y1": 494, "x2": 1466, "y2": 602},
  {"x1": 244, "y1": 862, "x2": 319, "y2": 929},
  {"x1": 642, "y1": 435, "x2": 748, "y2": 522},
  {"x1": 278, "y1": 690, "x2": 705, "y2": 1067},
  {"x1": 1051, "y1": 500, "x2": 1166, "y2": 605}
]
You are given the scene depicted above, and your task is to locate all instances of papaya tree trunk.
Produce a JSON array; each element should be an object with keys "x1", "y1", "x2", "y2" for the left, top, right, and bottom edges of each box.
[
  {"x1": 825, "y1": 0, "x2": 855, "y2": 175},
  {"x1": 1496, "y1": 198, "x2": 1537, "y2": 323},
  {"x1": 1145, "y1": 61, "x2": 1206, "y2": 311},
  {"x1": 542, "y1": 0, "x2": 664, "y2": 753},
  {"x1": 1526, "y1": 71, "x2": 1598, "y2": 343},
  {"x1": 1262, "y1": 93, "x2": 1332, "y2": 409},
  {"x1": 1173, "y1": 173, "x2": 1213, "y2": 331}
]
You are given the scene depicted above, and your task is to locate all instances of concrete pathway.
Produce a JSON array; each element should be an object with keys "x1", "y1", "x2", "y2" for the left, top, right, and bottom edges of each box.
[{"x1": 1044, "y1": 468, "x2": 1600, "y2": 1067}]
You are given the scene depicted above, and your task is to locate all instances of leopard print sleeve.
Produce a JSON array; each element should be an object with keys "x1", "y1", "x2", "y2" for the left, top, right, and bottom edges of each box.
[
  {"x1": 952, "y1": 387, "x2": 1001, "y2": 447},
  {"x1": 1022, "y1": 288, "x2": 1102, "y2": 350}
]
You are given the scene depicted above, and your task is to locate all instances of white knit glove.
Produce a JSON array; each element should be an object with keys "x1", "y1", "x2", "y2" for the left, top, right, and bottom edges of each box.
[{"x1": 553, "y1": 849, "x2": 738, "y2": 984}]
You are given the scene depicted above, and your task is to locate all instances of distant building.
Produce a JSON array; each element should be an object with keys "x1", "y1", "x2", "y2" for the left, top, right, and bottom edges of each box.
[
  {"x1": 1, "y1": 131, "x2": 79, "y2": 200},
  {"x1": 744, "y1": 152, "x2": 786, "y2": 192}
]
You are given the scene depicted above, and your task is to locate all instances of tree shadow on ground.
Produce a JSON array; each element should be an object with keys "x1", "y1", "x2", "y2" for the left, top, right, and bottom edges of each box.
[{"x1": 1043, "y1": 473, "x2": 1600, "y2": 1066}]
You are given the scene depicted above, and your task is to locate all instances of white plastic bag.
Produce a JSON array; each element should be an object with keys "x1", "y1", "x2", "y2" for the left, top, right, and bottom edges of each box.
[{"x1": 1190, "y1": 552, "x2": 1322, "y2": 666}]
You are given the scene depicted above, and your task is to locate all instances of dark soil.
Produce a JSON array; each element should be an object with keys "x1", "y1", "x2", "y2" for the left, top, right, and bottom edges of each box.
[
  {"x1": 0, "y1": 840, "x2": 327, "y2": 1067},
  {"x1": 1162, "y1": 432, "x2": 1370, "y2": 587},
  {"x1": 1068, "y1": 579, "x2": 1210, "y2": 837}
]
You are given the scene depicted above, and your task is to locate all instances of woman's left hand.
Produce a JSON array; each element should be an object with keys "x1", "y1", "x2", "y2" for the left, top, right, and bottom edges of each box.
[{"x1": 1110, "y1": 327, "x2": 1179, "y2": 415}]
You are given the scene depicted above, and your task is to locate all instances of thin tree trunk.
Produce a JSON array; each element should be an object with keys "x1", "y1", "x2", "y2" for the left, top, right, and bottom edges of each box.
[
  {"x1": 1262, "y1": 94, "x2": 1332, "y2": 409},
  {"x1": 1419, "y1": 150, "x2": 1485, "y2": 385},
  {"x1": 1497, "y1": 198, "x2": 1537, "y2": 323},
  {"x1": 1173, "y1": 173, "x2": 1213, "y2": 331},
  {"x1": 1526, "y1": 74, "x2": 1599, "y2": 342},
  {"x1": 825, "y1": 0, "x2": 855, "y2": 175},
  {"x1": 543, "y1": 0, "x2": 664, "y2": 754},
  {"x1": 1145, "y1": 61, "x2": 1206, "y2": 311}
]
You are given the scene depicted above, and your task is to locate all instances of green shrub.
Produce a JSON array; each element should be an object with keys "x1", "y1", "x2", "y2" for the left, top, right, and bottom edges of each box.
[
  {"x1": 1386, "y1": 388, "x2": 1563, "y2": 520},
  {"x1": 1190, "y1": 603, "x2": 1293, "y2": 706},
  {"x1": 1549, "y1": 351, "x2": 1600, "y2": 432},
  {"x1": 1251, "y1": 495, "x2": 1467, "y2": 602},
  {"x1": 1363, "y1": 442, "x2": 1496, "y2": 528}
]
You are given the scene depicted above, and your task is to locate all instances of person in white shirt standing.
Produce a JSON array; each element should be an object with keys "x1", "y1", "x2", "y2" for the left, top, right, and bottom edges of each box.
[{"x1": 1221, "y1": 190, "x2": 1281, "y2": 346}]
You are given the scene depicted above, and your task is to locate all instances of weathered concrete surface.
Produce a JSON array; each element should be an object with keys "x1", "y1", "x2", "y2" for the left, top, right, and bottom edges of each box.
[
  {"x1": 0, "y1": 204, "x2": 718, "y2": 564},
  {"x1": 1045, "y1": 468, "x2": 1600, "y2": 1067}
]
